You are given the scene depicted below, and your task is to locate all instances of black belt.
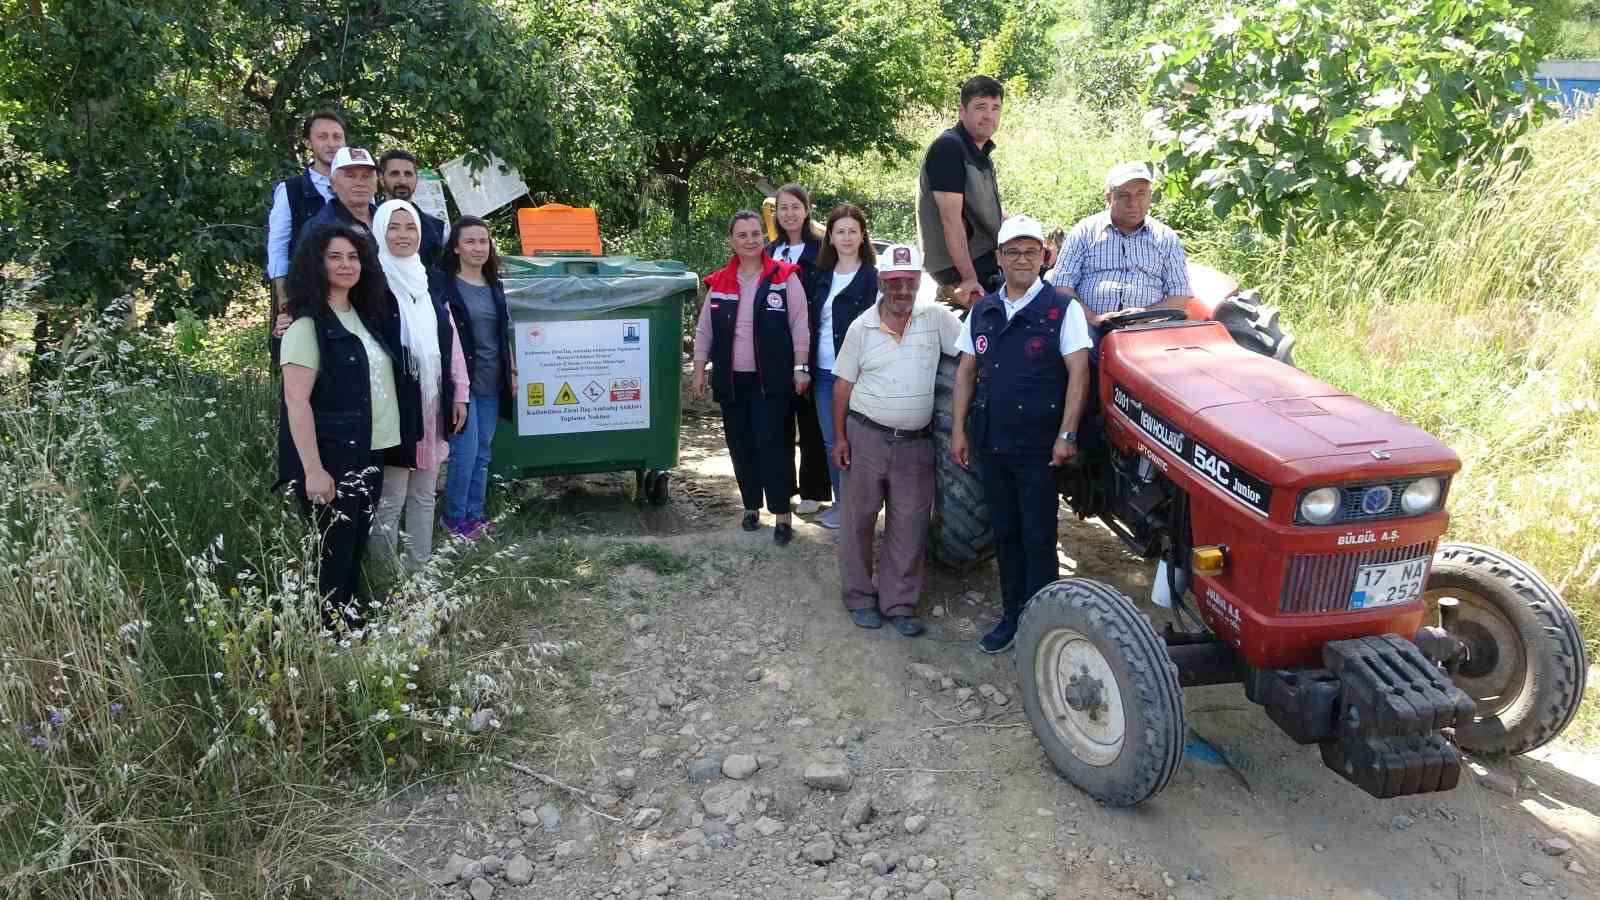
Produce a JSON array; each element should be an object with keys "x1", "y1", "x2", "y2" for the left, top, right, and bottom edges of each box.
[{"x1": 849, "y1": 410, "x2": 931, "y2": 440}]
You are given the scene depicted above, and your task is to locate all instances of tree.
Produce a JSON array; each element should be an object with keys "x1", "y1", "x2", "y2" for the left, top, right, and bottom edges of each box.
[
  {"x1": 615, "y1": 0, "x2": 956, "y2": 223},
  {"x1": 0, "y1": 0, "x2": 552, "y2": 356},
  {"x1": 976, "y1": 0, "x2": 1063, "y2": 97},
  {"x1": 1142, "y1": 0, "x2": 1550, "y2": 237}
]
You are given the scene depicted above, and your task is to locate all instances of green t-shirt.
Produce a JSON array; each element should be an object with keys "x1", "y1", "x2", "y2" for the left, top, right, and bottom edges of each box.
[{"x1": 281, "y1": 307, "x2": 401, "y2": 451}]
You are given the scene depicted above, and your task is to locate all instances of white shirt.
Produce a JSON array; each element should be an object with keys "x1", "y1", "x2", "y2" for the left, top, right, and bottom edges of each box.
[
  {"x1": 815, "y1": 267, "x2": 859, "y2": 372},
  {"x1": 265, "y1": 167, "x2": 334, "y2": 279},
  {"x1": 772, "y1": 242, "x2": 806, "y2": 264},
  {"x1": 833, "y1": 300, "x2": 964, "y2": 430},
  {"x1": 956, "y1": 278, "x2": 1092, "y2": 357}
]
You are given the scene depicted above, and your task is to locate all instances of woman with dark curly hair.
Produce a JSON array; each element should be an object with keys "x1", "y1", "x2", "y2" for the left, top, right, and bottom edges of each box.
[{"x1": 276, "y1": 224, "x2": 419, "y2": 628}]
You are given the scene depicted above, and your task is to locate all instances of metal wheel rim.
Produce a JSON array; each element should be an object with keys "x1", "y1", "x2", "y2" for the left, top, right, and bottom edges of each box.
[
  {"x1": 1034, "y1": 626, "x2": 1126, "y2": 767},
  {"x1": 1422, "y1": 587, "x2": 1527, "y2": 719}
]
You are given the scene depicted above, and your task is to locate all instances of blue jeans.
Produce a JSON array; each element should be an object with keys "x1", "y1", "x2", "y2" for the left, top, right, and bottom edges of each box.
[
  {"x1": 445, "y1": 392, "x2": 499, "y2": 522},
  {"x1": 812, "y1": 368, "x2": 843, "y2": 501}
]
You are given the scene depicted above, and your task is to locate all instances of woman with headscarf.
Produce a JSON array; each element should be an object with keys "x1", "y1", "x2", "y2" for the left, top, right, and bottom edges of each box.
[{"x1": 368, "y1": 199, "x2": 468, "y2": 572}]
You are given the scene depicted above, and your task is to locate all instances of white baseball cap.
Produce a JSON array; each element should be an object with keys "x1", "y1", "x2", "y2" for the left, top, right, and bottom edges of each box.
[
  {"x1": 879, "y1": 243, "x2": 922, "y2": 279},
  {"x1": 1105, "y1": 161, "x2": 1155, "y2": 190},
  {"x1": 996, "y1": 214, "x2": 1045, "y2": 247},
  {"x1": 331, "y1": 146, "x2": 377, "y2": 172}
]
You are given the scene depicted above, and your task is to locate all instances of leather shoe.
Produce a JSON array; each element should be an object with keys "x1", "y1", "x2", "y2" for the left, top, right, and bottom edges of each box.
[
  {"x1": 773, "y1": 523, "x2": 793, "y2": 546},
  {"x1": 741, "y1": 510, "x2": 760, "y2": 532},
  {"x1": 890, "y1": 615, "x2": 925, "y2": 637},
  {"x1": 849, "y1": 609, "x2": 883, "y2": 629}
]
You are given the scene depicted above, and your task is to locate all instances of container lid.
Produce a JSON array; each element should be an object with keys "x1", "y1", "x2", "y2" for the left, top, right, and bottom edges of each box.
[{"x1": 502, "y1": 254, "x2": 698, "y2": 314}]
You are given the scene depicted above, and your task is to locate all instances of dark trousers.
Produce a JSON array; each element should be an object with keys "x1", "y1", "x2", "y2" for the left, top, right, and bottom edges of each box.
[
  {"x1": 790, "y1": 389, "x2": 832, "y2": 502},
  {"x1": 299, "y1": 456, "x2": 384, "y2": 629},
  {"x1": 721, "y1": 372, "x2": 792, "y2": 514},
  {"x1": 980, "y1": 452, "x2": 1060, "y2": 618}
]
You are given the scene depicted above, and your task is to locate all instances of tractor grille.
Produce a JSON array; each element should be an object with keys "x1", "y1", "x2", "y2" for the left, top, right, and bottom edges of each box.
[{"x1": 1279, "y1": 541, "x2": 1436, "y2": 614}]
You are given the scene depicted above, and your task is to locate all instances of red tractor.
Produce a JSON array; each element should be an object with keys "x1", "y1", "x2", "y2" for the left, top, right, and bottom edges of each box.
[{"x1": 931, "y1": 264, "x2": 1588, "y2": 806}]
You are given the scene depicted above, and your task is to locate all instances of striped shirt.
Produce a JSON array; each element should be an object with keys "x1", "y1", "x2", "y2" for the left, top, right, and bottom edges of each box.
[
  {"x1": 1050, "y1": 211, "x2": 1192, "y2": 315},
  {"x1": 833, "y1": 300, "x2": 964, "y2": 430}
]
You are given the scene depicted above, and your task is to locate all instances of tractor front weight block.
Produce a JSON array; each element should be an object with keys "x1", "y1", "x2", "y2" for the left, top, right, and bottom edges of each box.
[
  {"x1": 1319, "y1": 635, "x2": 1476, "y2": 798},
  {"x1": 1245, "y1": 635, "x2": 1477, "y2": 799}
]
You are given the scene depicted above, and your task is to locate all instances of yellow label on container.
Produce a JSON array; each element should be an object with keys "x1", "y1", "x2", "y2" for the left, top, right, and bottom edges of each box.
[
  {"x1": 554, "y1": 382, "x2": 579, "y2": 406},
  {"x1": 527, "y1": 382, "x2": 545, "y2": 406}
]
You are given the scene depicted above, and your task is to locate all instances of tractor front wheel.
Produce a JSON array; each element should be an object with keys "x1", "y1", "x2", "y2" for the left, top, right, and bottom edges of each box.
[
  {"x1": 1016, "y1": 578, "x2": 1186, "y2": 806},
  {"x1": 1424, "y1": 543, "x2": 1588, "y2": 756}
]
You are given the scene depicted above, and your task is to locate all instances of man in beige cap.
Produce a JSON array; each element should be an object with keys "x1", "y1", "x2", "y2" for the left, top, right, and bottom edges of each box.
[
  {"x1": 1050, "y1": 161, "x2": 1193, "y2": 327},
  {"x1": 831, "y1": 243, "x2": 964, "y2": 636}
]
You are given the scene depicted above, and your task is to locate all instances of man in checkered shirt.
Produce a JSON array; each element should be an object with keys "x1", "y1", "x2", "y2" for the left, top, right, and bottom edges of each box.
[{"x1": 1050, "y1": 162, "x2": 1193, "y2": 327}]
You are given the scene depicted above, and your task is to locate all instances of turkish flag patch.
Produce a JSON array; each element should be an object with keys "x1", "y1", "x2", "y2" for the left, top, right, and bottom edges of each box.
[{"x1": 1047, "y1": 307, "x2": 1060, "y2": 320}]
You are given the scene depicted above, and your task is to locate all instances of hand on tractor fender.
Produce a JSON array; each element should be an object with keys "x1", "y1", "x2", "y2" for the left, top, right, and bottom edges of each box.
[
  {"x1": 690, "y1": 369, "x2": 708, "y2": 401},
  {"x1": 1050, "y1": 438, "x2": 1078, "y2": 466},
  {"x1": 951, "y1": 430, "x2": 971, "y2": 469},
  {"x1": 832, "y1": 438, "x2": 851, "y2": 471}
]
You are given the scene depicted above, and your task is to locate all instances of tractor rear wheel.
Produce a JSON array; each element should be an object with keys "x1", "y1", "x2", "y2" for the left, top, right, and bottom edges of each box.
[
  {"x1": 1423, "y1": 543, "x2": 1588, "y2": 756},
  {"x1": 1016, "y1": 578, "x2": 1186, "y2": 806},
  {"x1": 928, "y1": 354, "x2": 993, "y2": 569}
]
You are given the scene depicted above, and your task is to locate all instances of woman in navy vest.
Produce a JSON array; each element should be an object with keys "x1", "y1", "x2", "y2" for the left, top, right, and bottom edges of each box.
[
  {"x1": 692, "y1": 210, "x2": 813, "y2": 545},
  {"x1": 767, "y1": 184, "x2": 833, "y2": 518},
  {"x1": 434, "y1": 217, "x2": 515, "y2": 539},
  {"x1": 808, "y1": 203, "x2": 879, "y2": 529},
  {"x1": 277, "y1": 224, "x2": 420, "y2": 629},
  {"x1": 368, "y1": 200, "x2": 469, "y2": 573}
]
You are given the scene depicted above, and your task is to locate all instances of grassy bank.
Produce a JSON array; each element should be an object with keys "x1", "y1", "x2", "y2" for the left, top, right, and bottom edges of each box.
[{"x1": 0, "y1": 311, "x2": 586, "y2": 895}]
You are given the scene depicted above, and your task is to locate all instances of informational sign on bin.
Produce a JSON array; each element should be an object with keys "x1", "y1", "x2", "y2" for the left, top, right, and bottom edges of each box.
[{"x1": 515, "y1": 319, "x2": 650, "y2": 436}]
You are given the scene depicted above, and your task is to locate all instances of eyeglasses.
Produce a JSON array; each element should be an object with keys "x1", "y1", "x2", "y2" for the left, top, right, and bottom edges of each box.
[{"x1": 999, "y1": 247, "x2": 1043, "y2": 262}]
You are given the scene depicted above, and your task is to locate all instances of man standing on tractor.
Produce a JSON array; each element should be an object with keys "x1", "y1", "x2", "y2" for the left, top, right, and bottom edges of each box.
[
  {"x1": 950, "y1": 215, "x2": 1093, "y2": 653},
  {"x1": 917, "y1": 75, "x2": 1007, "y2": 309},
  {"x1": 1050, "y1": 162, "x2": 1192, "y2": 328}
]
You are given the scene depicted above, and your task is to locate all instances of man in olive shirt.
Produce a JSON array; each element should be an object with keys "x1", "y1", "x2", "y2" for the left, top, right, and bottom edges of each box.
[{"x1": 916, "y1": 75, "x2": 1005, "y2": 308}]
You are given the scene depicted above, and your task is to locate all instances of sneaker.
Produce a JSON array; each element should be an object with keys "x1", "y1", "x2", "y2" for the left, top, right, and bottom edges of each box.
[
  {"x1": 442, "y1": 515, "x2": 480, "y2": 539},
  {"x1": 470, "y1": 517, "x2": 496, "y2": 537},
  {"x1": 794, "y1": 499, "x2": 822, "y2": 515},
  {"x1": 741, "y1": 510, "x2": 760, "y2": 532},
  {"x1": 773, "y1": 523, "x2": 793, "y2": 546},
  {"x1": 890, "y1": 615, "x2": 925, "y2": 637},
  {"x1": 816, "y1": 507, "x2": 842, "y2": 530},
  {"x1": 849, "y1": 609, "x2": 883, "y2": 629},
  {"x1": 979, "y1": 615, "x2": 1019, "y2": 654}
]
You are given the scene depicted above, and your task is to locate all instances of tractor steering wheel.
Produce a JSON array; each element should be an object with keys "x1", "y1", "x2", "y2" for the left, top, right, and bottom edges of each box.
[{"x1": 1100, "y1": 308, "x2": 1188, "y2": 330}]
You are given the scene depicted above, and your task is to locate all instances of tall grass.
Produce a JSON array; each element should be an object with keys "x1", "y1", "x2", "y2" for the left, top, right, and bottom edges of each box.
[{"x1": 0, "y1": 308, "x2": 572, "y2": 896}]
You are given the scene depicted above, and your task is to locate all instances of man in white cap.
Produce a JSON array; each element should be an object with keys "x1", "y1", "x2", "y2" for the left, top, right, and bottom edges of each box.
[
  {"x1": 831, "y1": 243, "x2": 964, "y2": 636},
  {"x1": 296, "y1": 146, "x2": 381, "y2": 253},
  {"x1": 951, "y1": 214, "x2": 1092, "y2": 653},
  {"x1": 1050, "y1": 161, "x2": 1192, "y2": 326}
]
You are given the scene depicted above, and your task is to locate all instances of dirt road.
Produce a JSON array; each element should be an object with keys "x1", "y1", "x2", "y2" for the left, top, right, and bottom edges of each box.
[{"x1": 385, "y1": 411, "x2": 1599, "y2": 900}]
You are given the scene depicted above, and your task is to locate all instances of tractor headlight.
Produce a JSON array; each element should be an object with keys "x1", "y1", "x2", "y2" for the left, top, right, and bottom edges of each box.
[
  {"x1": 1401, "y1": 477, "x2": 1443, "y2": 514},
  {"x1": 1299, "y1": 487, "x2": 1342, "y2": 524}
]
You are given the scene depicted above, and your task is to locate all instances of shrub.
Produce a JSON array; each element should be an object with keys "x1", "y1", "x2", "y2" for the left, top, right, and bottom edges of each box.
[{"x1": 1143, "y1": 0, "x2": 1551, "y2": 237}]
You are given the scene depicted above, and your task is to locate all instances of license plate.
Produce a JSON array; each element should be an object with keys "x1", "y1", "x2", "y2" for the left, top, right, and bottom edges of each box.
[{"x1": 1349, "y1": 556, "x2": 1430, "y2": 609}]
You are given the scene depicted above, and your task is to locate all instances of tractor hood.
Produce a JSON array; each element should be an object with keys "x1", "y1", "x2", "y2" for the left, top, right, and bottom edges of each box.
[{"x1": 1100, "y1": 322, "x2": 1459, "y2": 484}]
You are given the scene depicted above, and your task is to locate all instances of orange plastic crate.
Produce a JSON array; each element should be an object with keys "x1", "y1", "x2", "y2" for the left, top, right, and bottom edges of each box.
[{"x1": 516, "y1": 203, "x2": 603, "y2": 256}]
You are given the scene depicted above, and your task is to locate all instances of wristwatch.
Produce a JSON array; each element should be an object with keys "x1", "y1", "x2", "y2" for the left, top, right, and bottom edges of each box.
[
  {"x1": 1059, "y1": 430, "x2": 1077, "y2": 443},
  {"x1": 793, "y1": 364, "x2": 810, "y2": 373}
]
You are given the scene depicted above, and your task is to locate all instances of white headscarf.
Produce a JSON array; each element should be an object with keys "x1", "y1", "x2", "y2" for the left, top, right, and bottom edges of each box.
[{"x1": 373, "y1": 199, "x2": 443, "y2": 425}]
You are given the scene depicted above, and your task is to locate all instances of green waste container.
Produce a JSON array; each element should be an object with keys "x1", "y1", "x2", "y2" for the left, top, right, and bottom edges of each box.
[{"x1": 488, "y1": 254, "x2": 699, "y2": 505}]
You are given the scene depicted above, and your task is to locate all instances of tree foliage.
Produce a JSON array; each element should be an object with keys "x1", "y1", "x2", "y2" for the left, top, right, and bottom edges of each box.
[
  {"x1": 0, "y1": 0, "x2": 551, "y2": 329},
  {"x1": 976, "y1": 0, "x2": 1063, "y2": 97},
  {"x1": 1142, "y1": 0, "x2": 1551, "y2": 237},
  {"x1": 616, "y1": 0, "x2": 956, "y2": 222}
]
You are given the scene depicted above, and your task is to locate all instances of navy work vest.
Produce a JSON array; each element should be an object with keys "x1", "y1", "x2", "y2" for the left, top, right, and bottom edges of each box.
[
  {"x1": 275, "y1": 304, "x2": 418, "y2": 489},
  {"x1": 432, "y1": 269, "x2": 516, "y2": 421},
  {"x1": 970, "y1": 283, "x2": 1072, "y2": 456},
  {"x1": 275, "y1": 170, "x2": 329, "y2": 262},
  {"x1": 703, "y1": 257, "x2": 799, "y2": 402}
]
